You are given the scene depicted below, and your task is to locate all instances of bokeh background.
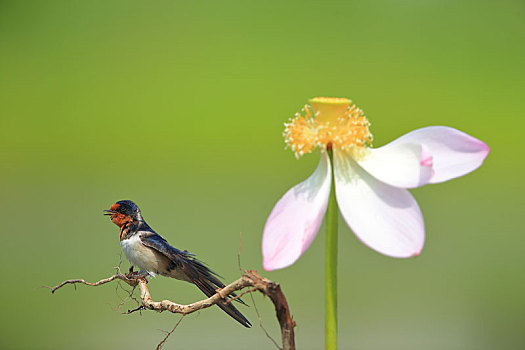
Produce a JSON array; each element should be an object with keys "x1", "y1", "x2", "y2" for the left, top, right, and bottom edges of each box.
[{"x1": 1, "y1": 1, "x2": 523, "y2": 349}]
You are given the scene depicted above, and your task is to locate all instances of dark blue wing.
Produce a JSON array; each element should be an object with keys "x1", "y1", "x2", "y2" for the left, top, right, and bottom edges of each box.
[{"x1": 140, "y1": 233, "x2": 251, "y2": 328}]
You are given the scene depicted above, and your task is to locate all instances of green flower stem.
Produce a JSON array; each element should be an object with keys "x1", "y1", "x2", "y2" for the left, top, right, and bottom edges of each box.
[{"x1": 325, "y1": 148, "x2": 338, "y2": 350}]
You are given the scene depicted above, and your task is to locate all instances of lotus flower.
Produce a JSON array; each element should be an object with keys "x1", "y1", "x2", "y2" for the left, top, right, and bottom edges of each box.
[{"x1": 263, "y1": 97, "x2": 489, "y2": 271}]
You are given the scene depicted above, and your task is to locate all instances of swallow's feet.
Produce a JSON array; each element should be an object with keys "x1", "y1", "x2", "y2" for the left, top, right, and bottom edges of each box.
[
  {"x1": 128, "y1": 265, "x2": 134, "y2": 274},
  {"x1": 126, "y1": 270, "x2": 141, "y2": 279},
  {"x1": 125, "y1": 270, "x2": 149, "y2": 283}
]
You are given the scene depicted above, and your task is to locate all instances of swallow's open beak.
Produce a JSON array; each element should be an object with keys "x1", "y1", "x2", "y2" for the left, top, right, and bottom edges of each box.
[{"x1": 104, "y1": 209, "x2": 116, "y2": 216}]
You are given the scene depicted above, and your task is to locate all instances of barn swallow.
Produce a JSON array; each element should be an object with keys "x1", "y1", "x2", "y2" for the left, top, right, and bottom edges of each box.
[{"x1": 104, "y1": 200, "x2": 251, "y2": 328}]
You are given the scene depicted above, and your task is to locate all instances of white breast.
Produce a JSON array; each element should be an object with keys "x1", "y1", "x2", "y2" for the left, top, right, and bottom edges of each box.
[{"x1": 120, "y1": 234, "x2": 167, "y2": 276}]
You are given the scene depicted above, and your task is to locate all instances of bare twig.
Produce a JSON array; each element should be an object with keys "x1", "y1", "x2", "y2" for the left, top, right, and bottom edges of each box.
[
  {"x1": 114, "y1": 284, "x2": 140, "y2": 313},
  {"x1": 236, "y1": 233, "x2": 282, "y2": 349},
  {"x1": 49, "y1": 270, "x2": 296, "y2": 350},
  {"x1": 238, "y1": 232, "x2": 243, "y2": 273},
  {"x1": 250, "y1": 291, "x2": 282, "y2": 350},
  {"x1": 44, "y1": 274, "x2": 137, "y2": 293},
  {"x1": 156, "y1": 314, "x2": 186, "y2": 350},
  {"x1": 115, "y1": 251, "x2": 124, "y2": 274},
  {"x1": 223, "y1": 287, "x2": 257, "y2": 305},
  {"x1": 126, "y1": 305, "x2": 145, "y2": 314}
]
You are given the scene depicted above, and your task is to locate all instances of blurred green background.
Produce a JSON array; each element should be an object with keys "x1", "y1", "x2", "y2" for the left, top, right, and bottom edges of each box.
[{"x1": 1, "y1": 0, "x2": 523, "y2": 349}]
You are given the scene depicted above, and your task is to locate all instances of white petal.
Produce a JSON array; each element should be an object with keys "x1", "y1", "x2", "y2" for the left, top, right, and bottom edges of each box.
[
  {"x1": 357, "y1": 143, "x2": 434, "y2": 188},
  {"x1": 389, "y1": 126, "x2": 489, "y2": 184},
  {"x1": 334, "y1": 149, "x2": 425, "y2": 258},
  {"x1": 262, "y1": 152, "x2": 332, "y2": 271}
]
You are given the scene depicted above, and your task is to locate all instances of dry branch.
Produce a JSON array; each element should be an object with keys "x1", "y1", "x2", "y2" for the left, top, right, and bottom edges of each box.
[{"x1": 48, "y1": 270, "x2": 295, "y2": 350}]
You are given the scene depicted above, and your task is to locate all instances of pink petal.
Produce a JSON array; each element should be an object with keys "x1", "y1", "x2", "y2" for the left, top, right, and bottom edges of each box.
[
  {"x1": 262, "y1": 152, "x2": 332, "y2": 271},
  {"x1": 356, "y1": 143, "x2": 434, "y2": 188},
  {"x1": 389, "y1": 126, "x2": 489, "y2": 184},
  {"x1": 420, "y1": 145, "x2": 433, "y2": 167},
  {"x1": 333, "y1": 149, "x2": 425, "y2": 258}
]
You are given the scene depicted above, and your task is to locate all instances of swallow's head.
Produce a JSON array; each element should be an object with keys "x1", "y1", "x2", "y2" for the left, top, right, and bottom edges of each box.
[{"x1": 104, "y1": 200, "x2": 142, "y2": 227}]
